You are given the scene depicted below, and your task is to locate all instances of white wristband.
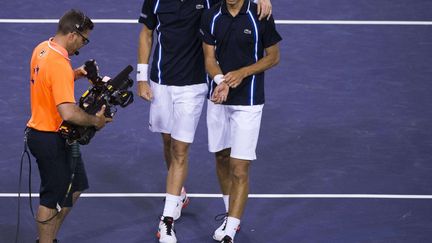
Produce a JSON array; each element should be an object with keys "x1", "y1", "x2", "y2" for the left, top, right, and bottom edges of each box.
[
  {"x1": 137, "y1": 63, "x2": 148, "y2": 82},
  {"x1": 213, "y1": 74, "x2": 225, "y2": 85}
]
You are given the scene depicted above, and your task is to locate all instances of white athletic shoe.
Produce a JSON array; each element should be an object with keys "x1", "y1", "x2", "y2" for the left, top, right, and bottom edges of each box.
[
  {"x1": 212, "y1": 214, "x2": 240, "y2": 241},
  {"x1": 213, "y1": 217, "x2": 227, "y2": 241},
  {"x1": 173, "y1": 187, "x2": 190, "y2": 221},
  {"x1": 157, "y1": 216, "x2": 177, "y2": 243}
]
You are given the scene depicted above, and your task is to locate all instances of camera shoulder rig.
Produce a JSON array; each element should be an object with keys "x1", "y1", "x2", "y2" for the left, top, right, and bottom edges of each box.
[{"x1": 59, "y1": 62, "x2": 134, "y2": 145}]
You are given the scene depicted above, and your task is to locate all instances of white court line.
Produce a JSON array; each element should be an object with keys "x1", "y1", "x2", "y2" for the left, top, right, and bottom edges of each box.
[
  {"x1": 0, "y1": 19, "x2": 431, "y2": 25},
  {"x1": 1, "y1": 193, "x2": 432, "y2": 199},
  {"x1": 276, "y1": 20, "x2": 432, "y2": 25},
  {"x1": 1, "y1": 18, "x2": 431, "y2": 199}
]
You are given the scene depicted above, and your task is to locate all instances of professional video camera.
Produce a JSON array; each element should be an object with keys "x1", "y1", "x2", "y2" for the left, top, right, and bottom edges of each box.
[{"x1": 59, "y1": 60, "x2": 134, "y2": 145}]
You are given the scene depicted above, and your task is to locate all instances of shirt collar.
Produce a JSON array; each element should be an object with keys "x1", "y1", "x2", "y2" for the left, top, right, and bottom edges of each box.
[
  {"x1": 221, "y1": 0, "x2": 250, "y2": 16},
  {"x1": 47, "y1": 38, "x2": 70, "y2": 60}
]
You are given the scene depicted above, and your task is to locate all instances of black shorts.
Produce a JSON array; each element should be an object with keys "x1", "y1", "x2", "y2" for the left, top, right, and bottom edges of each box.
[{"x1": 27, "y1": 128, "x2": 89, "y2": 209}]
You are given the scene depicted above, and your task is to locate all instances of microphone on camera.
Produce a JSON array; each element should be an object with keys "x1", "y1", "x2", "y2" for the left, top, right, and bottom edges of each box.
[{"x1": 110, "y1": 65, "x2": 133, "y2": 90}]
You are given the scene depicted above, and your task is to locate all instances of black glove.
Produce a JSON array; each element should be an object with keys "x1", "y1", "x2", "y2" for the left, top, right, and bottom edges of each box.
[{"x1": 84, "y1": 59, "x2": 99, "y2": 82}]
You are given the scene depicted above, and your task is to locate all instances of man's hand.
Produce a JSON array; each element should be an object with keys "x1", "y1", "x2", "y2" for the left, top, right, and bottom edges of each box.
[
  {"x1": 211, "y1": 82, "x2": 230, "y2": 104},
  {"x1": 224, "y1": 69, "x2": 247, "y2": 88},
  {"x1": 257, "y1": 0, "x2": 272, "y2": 20},
  {"x1": 94, "y1": 105, "x2": 112, "y2": 130},
  {"x1": 73, "y1": 65, "x2": 87, "y2": 80},
  {"x1": 137, "y1": 81, "x2": 153, "y2": 101}
]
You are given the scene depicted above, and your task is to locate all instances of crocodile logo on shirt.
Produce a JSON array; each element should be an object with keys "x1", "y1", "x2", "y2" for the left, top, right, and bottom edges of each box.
[
  {"x1": 196, "y1": 4, "x2": 204, "y2": 9},
  {"x1": 244, "y1": 29, "x2": 252, "y2": 35}
]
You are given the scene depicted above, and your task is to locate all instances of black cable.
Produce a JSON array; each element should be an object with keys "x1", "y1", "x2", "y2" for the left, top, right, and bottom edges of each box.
[
  {"x1": 28, "y1": 144, "x2": 35, "y2": 219},
  {"x1": 15, "y1": 129, "x2": 32, "y2": 243},
  {"x1": 15, "y1": 129, "x2": 80, "y2": 243}
]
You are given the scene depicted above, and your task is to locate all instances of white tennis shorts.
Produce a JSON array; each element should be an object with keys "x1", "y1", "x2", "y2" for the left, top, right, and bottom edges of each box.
[
  {"x1": 149, "y1": 81, "x2": 207, "y2": 143},
  {"x1": 207, "y1": 100, "x2": 264, "y2": 160}
]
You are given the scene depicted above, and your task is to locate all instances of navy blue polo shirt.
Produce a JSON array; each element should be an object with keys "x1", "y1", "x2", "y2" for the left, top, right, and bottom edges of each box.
[
  {"x1": 139, "y1": 0, "x2": 215, "y2": 86},
  {"x1": 200, "y1": 1, "x2": 282, "y2": 105}
]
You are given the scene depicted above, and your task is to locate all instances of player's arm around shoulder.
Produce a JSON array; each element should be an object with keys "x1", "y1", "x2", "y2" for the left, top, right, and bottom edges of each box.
[{"x1": 255, "y1": 0, "x2": 272, "y2": 20}]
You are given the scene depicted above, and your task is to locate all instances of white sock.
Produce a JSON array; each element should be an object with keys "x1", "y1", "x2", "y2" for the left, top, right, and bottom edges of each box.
[
  {"x1": 162, "y1": 193, "x2": 181, "y2": 218},
  {"x1": 225, "y1": 216, "x2": 240, "y2": 240},
  {"x1": 223, "y1": 195, "x2": 229, "y2": 212}
]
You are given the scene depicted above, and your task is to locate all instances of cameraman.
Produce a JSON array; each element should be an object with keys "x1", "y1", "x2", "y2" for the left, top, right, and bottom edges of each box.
[{"x1": 26, "y1": 9, "x2": 110, "y2": 243}]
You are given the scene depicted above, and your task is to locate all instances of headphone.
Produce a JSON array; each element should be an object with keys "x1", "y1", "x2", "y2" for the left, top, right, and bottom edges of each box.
[
  {"x1": 74, "y1": 13, "x2": 87, "y2": 32},
  {"x1": 73, "y1": 13, "x2": 87, "y2": 56}
]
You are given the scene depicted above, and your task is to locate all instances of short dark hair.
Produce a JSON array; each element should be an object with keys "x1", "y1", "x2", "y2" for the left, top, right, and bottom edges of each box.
[{"x1": 57, "y1": 9, "x2": 94, "y2": 35}]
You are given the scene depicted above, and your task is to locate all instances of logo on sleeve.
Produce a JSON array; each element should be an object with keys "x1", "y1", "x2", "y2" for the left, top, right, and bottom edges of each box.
[
  {"x1": 39, "y1": 49, "x2": 47, "y2": 57},
  {"x1": 243, "y1": 29, "x2": 252, "y2": 35},
  {"x1": 196, "y1": 4, "x2": 204, "y2": 9}
]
